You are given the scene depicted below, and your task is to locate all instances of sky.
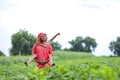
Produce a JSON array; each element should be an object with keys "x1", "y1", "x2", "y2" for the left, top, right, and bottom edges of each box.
[{"x1": 0, "y1": 0, "x2": 120, "y2": 56}]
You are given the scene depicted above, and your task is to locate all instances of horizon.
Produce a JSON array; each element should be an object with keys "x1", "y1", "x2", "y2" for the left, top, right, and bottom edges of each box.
[{"x1": 0, "y1": 0, "x2": 120, "y2": 56}]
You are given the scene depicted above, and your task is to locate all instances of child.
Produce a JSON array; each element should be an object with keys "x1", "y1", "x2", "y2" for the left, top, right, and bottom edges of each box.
[{"x1": 24, "y1": 32, "x2": 60, "y2": 67}]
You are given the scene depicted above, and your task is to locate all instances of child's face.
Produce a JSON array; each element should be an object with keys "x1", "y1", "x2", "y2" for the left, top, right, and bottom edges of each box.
[
  {"x1": 40, "y1": 36, "x2": 46, "y2": 42},
  {"x1": 44, "y1": 34, "x2": 47, "y2": 41}
]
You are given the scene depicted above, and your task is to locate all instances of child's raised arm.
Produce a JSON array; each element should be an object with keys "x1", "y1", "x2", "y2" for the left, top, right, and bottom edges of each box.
[{"x1": 49, "y1": 32, "x2": 60, "y2": 43}]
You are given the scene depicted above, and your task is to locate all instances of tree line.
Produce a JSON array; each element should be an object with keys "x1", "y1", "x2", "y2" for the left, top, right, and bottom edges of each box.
[{"x1": 0, "y1": 29, "x2": 120, "y2": 56}]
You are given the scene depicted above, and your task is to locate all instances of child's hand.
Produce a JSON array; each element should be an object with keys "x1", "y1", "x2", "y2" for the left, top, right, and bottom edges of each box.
[
  {"x1": 57, "y1": 32, "x2": 60, "y2": 35},
  {"x1": 24, "y1": 62, "x2": 28, "y2": 66}
]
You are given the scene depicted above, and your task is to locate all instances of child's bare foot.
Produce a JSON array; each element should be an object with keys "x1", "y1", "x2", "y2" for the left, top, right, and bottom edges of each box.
[{"x1": 24, "y1": 62, "x2": 28, "y2": 66}]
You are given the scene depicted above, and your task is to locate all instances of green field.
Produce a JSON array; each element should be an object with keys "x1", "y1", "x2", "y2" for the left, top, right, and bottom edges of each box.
[{"x1": 0, "y1": 51, "x2": 120, "y2": 80}]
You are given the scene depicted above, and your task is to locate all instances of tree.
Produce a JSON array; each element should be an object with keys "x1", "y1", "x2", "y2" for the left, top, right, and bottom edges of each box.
[
  {"x1": 0, "y1": 50, "x2": 5, "y2": 56},
  {"x1": 109, "y1": 37, "x2": 120, "y2": 56},
  {"x1": 68, "y1": 36, "x2": 97, "y2": 53},
  {"x1": 83, "y1": 36, "x2": 97, "y2": 52},
  {"x1": 9, "y1": 29, "x2": 36, "y2": 56},
  {"x1": 50, "y1": 41, "x2": 62, "y2": 51},
  {"x1": 69, "y1": 36, "x2": 84, "y2": 52}
]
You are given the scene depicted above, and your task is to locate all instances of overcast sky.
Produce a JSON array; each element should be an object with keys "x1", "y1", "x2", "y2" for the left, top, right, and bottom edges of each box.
[{"x1": 0, "y1": 0, "x2": 120, "y2": 56}]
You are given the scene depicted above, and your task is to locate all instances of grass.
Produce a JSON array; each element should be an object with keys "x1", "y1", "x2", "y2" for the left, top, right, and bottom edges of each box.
[{"x1": 0, "y1": 51, "x2": 120, "y2": 80}]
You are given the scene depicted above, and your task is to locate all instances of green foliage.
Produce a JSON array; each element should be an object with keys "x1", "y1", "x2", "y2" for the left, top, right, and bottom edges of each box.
[
  {"x1": 69, "y1": 36, "x2": 84, "y2": 51},
  {"x1": 0, "y1": 50, "x2": 5, "y2": 56},
  {"x1": 50, "y1": 41, "x2": 62, "y2": 51},
  {"x1": 0, "y1": 51, "x2": 120, "y2": 80},
  {"x1": 69, "y1": 36, "x2": 97, "y2": 53},
  {"x1": 83, "y1": 36, "x2": 97, "y2": 52},
  {"x1": 9, "y1": 29, "x2": 36, "y2": 56},
  {"x1": 53, "y1": 51, "x2": 94, "y2": 61},
  {"x1": 109, "y1": 37, "x2": 120, "y2": 56}
]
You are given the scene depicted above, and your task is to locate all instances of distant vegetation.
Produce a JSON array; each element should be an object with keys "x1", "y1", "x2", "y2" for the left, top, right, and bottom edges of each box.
[
  {"x1": 9, "y1": 29, "x2": 97, "y2": 56},
  {"x1": 5, "y1": 29, "x2": 120, "y2": 56},
  {"x1": 69, "y1": 36, "x2": 97, "y2": 53},
  {"x1": 0, "y1": 50, "x2": 5, "y2": 56},
  {"x1": 9, "y1": 29, "x2": 36, "y2": 56},
  {"x1": 51, "y1": 41, "x2": 62, "y2": 51},
  {"x1": 109, "y1": 37, "x2": 120, "y2": 56}
]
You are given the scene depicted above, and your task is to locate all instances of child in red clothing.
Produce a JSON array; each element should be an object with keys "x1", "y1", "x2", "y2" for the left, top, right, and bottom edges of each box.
[{"x1": 24, "y1": 32, "x2": 60, "y2": 68}]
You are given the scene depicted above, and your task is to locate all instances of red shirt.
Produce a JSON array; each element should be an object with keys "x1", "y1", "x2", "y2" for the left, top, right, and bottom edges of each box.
[{"x1": 32, "y1": 42, "x2": 53, "y2": 69}]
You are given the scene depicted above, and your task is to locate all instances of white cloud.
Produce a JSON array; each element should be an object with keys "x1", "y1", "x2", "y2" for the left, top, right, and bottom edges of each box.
[{"x1": 0, "y1": 0, "x2": 120, "y2": 56}]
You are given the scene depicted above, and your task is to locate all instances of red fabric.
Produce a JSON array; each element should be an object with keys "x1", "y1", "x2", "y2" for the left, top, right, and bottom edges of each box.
[
  {"x1": 32, "y1": 43, "x2": 53, "y2": 69},
  {"x1": 36, "y1": 32, "x2": 44, "y2": 43},
  {"x1": 32, "y1": 32, "x2": 53, "y2": 69}
]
